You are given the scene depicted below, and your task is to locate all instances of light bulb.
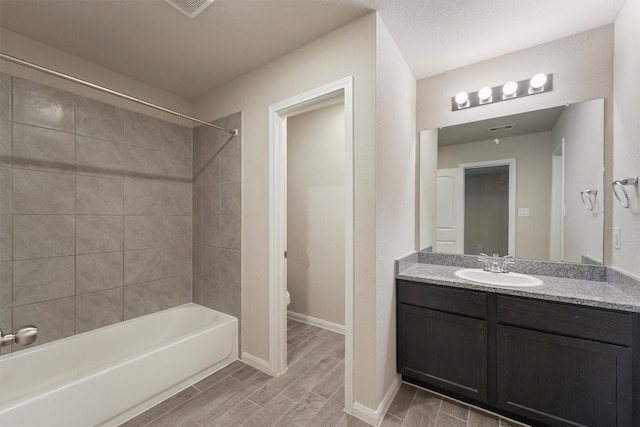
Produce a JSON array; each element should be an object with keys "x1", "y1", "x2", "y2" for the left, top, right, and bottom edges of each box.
[
  {"x1": 478, "y1": 86, "x2": 492, "y2": 103},
  {"x1": 502, "y1": 81, "x2": 518, "y2": 98},
  {"x1": 529, "y1": 73, "x2": 547, "y2": 93},
  {"x1": 455, "y1": 91, "x2": 469, "y2": 108}
]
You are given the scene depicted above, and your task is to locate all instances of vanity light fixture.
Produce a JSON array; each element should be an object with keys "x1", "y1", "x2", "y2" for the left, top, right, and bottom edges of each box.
[
  {"x1": 529, "y1": 73, "x2": 547, "y2": 93},
  {"x1": 478, "y1": 86, "x2": 493, "y2": 104},
  {"x1": 455, "y1": 91, "x2": 470, "y2": 109},
  {"x1": 452, "y1": 73, "x2": 553, "y2": 111},
  {"x1": 502, "y1": 81, "x2": 518, "y2": 99}
]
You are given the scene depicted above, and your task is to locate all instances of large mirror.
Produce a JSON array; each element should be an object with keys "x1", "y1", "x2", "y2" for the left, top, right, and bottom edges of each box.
[{"x1": 419, "y1": 98, "x2": 604, "y2": 264}]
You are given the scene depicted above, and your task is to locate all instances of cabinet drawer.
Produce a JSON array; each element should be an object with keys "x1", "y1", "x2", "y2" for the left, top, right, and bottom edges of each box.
[
  {"x1": 497, "y1": 296, "x2": 633, "y2": 346},
  {"x1": 397, "y1": 280, "x2": 487, "y2": 319}
]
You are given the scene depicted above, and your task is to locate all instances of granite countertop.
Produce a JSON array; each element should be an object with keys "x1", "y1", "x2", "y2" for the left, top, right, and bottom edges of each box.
[{"x1": 397, "y1": 262, "x2": 640, "y2": 313}]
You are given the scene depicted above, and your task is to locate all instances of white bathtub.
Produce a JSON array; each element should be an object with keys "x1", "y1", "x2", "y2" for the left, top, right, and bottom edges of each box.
[{"x1": 0, "y1": 303, "x2": 238, "y2": 426}]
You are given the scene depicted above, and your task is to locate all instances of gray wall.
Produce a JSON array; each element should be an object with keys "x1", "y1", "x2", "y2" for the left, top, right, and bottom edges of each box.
[
  {"x1": 0, "y1": 74, "x2": 192, "y2": 353},
  {"x1": 287, "y1": 103, "x2": 345, "y2": 326},
  {"x1": 192, "y1": 113, "x2": 241, "y2": 328},
  {"x1": 553, "y1": 99, "x2": 604, "y2": 263},
  {"x1": 438, "y1": 132, "x2": 554, "y2": 260},
  {"x1": 611, "y1": 0, "x2": 640, "y2": 278}
]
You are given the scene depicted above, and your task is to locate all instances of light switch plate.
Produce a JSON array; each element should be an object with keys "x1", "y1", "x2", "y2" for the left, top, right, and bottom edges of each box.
[
  {"x1": 518, "y1": 208, "x2": 530, "y2": 217},
  {"x1": 614, "y1": 227, "x2": 621, "y2": 249}
]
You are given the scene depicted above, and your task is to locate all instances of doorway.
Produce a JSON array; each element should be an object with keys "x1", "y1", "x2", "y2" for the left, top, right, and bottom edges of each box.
[
  {"x1": 460, "y1": 159, "x2": 516, "y2": 256},
  {"x1": 286, "y1": 103, "x2": 346, "y2": 332},
  {"x1": 268, "y1": 77, "x2": 355, "y2": 413},
  {"x1": 463, "y1": 165, "x2": 510, "y2": 255},
  {"x1": 436, "y1": 159, "x2": 516, "y2": 256}
]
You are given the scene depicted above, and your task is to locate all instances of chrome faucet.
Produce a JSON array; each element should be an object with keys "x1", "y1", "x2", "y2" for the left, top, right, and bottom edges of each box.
[
  {"x1": 477, "y1": 253, "x2": 492, "y2": 271},
  {"x1": 0, "y1": 326, "x2": 38, "y2": 347},
  {"x1": 501, "y1": 255, "x2": 515, "y2": 273},
  {"x1": 477, "y1": 253, "x2": 515, "y2": 273}
]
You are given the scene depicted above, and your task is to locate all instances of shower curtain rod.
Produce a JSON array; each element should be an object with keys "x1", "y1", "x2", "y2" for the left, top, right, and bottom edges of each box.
[{"x1": 0, "y1": 52, "x2": 238, "y2": 136}]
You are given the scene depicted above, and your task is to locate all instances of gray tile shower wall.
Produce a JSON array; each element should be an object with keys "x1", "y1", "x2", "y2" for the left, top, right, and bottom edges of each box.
[
  {"x1": 0, "y1": 73, "x2": 192, "y2": 353},
  {"x1": 192, "y1": 113, "x2": 242, "y2": 330}
]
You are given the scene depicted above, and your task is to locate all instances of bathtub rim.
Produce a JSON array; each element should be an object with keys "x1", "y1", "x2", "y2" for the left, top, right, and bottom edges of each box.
[
  {"x1": 0, "y1": 302, "x2": 235, "y2": 363},
  {"x1": 0, "y1": 303, "x2": 240, "y2": 426},
  {"x1": 108, "y1": 304, "x2": 240, "y2": 426}
]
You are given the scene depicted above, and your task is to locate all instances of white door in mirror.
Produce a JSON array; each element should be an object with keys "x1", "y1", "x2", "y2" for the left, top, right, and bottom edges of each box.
[{"x1": 455, "y1": 269, "x2": 543, "y2": 287}]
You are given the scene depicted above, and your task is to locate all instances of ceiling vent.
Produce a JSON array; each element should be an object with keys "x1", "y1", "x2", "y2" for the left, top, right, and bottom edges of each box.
[
  {"x1": 164, "y1": 0, "x2": 214, "y2": 19},
  {"x1": 488, "y1": 124, "x2": 515, "y2": 133}
]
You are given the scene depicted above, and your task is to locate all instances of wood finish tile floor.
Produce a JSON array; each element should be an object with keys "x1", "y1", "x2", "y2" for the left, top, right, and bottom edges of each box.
[
  {"x1": 382, "y1": 385, "x2": 529, "y2": 427},
  {"x1": 121, "y1": 319, "x2": 529, "y2": 427}
]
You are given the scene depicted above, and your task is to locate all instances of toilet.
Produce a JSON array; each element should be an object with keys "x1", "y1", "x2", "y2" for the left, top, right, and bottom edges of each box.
[{"x1": 285, "y1": 290, "x2": 291, "y2": 306}]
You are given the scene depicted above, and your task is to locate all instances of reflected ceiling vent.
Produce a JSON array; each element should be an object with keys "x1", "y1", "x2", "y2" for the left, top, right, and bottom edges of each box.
[
  {"x1": 488, "y1": 124, "x2": 514, "y2": 145},
  {"x1": 164, "y1": 0, "x2": 214, "y2": 19},
  {"x1": 488, "y1": 124, "x2": 515, "y2": 133}
]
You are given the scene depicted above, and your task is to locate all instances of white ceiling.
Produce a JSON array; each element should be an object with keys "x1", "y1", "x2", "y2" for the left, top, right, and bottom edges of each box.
[{"x1": 0, "y1": 0, "x2": 626, "y2": 99}]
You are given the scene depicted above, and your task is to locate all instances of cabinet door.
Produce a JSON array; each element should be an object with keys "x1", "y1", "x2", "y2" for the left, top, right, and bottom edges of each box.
[
  {"x1": 398, "y1": 303, "x2": 487, "y2": 402},
  {"x1": 497, "y1": 325, "x2": 632, "y2": 426}
]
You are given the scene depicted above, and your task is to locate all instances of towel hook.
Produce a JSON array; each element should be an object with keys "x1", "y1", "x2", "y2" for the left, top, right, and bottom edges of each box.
[
  {"x1": 612, "y1": 176, "x2": 638, "y2": 208},
  {"x1": 579, "y1": 189, "x2": 597, "y2": 211}
]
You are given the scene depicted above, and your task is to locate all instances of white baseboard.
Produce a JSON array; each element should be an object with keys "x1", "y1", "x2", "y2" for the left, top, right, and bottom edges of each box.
[
  {"x1": 351, "y1": 402, "x2": 378, "y2": 426},
  {"x1": 240, "y1": 351, "x2": 271, "y2": 375},
  {"x1": 351, "y1": 374, "x2": 401, "y2": 426},
  {"x1": 287, "y1": 310, "x2": 345, "y2": 335}
]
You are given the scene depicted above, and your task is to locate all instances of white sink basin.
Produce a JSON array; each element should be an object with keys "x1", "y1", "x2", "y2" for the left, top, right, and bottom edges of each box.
[{"x1": 454, "y1": 269, "x2": 543, "y2": 287}]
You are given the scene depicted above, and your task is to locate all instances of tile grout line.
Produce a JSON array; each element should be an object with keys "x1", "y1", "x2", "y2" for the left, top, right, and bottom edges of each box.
[
  {"x1": 139, "y1": 385, "x2": 204, "y2": 427},
  {"x1": 399, "y1": 383, "x2": 419, "y2": 427},
  {"x1": 440, "y1": 407, "x2": 470, "y2": 423},
  {"x1": 201, "y1": 378, "x2": 261, "y2": 426},
  {"x1": 8, "y1": 76, "x2": 14, "y2": 354},
  {"x1": 73, "y1": 94, "x2": 77, "y2": 335},
  {"x1": 137, "y1": 362, "x2": 246, "y2": 425},
  {"x1": 121, "y1": 112, "x2": 125, "y2": 322}
]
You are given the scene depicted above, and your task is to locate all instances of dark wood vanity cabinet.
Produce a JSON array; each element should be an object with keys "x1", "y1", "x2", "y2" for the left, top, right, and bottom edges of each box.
[
  {"x1": 496, "y1": 296, "x2": 634, "y2": 426},
  {"x1": 397, "y1": 280, "x2": 488, "y2": 402},
  {"x1": 397, "y1": 280, "x2": 638, "y2": 427}
]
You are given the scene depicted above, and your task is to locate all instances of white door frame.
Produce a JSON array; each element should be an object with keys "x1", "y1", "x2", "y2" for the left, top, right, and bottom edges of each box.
[
  {"x1": 268, "y1": 76, "x2": 354, "y2": 413},
  {"x1": 459, "y1": 158, "x2": 517, "y2": 256}
]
